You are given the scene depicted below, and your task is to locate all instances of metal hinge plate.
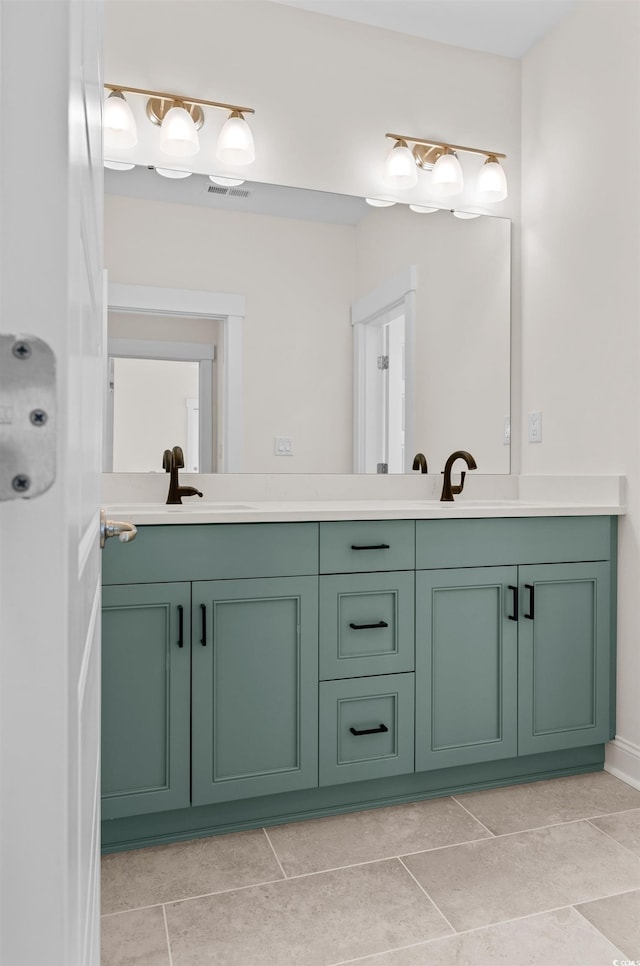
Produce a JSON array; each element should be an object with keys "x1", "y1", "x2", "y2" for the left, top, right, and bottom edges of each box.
[
  {"x1": 0, "y1": 335, "x2": 56, "y2": 501},
  {"x1": 377, "y1": 355, "x2": 389, "y2": 370},
  {"x1": 377, "y1": 462, "x2": 389, "y2": 474}
]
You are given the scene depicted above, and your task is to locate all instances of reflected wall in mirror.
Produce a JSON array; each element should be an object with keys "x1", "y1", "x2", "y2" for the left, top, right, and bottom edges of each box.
[{"x1": 105, "y1": 167, "x2": 511, "y2": 473}]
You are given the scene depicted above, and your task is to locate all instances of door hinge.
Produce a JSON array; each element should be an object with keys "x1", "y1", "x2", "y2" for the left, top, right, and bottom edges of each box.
[
  {"x1": 377, "y1": 462, "x2": 389, "y2": 474},
  {"x1": 377, "y1": 355, "x2": 389, "y2": 370},
  {"x1": 0, "y1": 335, "x2": 56, "y2": 501}
]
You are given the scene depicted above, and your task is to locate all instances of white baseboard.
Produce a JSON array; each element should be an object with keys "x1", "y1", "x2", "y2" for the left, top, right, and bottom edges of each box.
[{"x1": 605, "y1": 736, "x2": 640, "y2": 790}]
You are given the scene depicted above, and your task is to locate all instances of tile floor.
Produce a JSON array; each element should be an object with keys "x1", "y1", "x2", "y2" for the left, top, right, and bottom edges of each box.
[{"x1": 101, "y1": 771, "x2": 640, "y2": 965}]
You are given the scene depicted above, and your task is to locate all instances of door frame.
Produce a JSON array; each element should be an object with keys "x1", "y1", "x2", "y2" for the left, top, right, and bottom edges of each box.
[
  {"x1": 352, "y1": 266, "x2": 416, "y2": 473},
  {"x1": 108, "y1": 282, "x2": 245, "y2": 472}
]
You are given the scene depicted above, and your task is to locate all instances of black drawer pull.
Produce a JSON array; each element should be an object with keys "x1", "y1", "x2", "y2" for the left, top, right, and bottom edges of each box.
[
  {"x1": 200, "y1": 603, "x2": 207, "y2": 646},
  {"x1": 350, "y1": 723, "x2": 389, "y2": 736},
  {"x1": 508, "y1": 585, "x2": 518, "y2": 622},
  {"x1": 177, "y1": 605, "x2": 184, "y2": 648},
  {"x1": 525, "y1": 584, "x2": 535, "y2": 620},
  {"x1": 349, "y1": 620, "x2": 389, "y2": 630},
  {"x1": 350, "y1": 543, "x2": 390, "y2": 551}
]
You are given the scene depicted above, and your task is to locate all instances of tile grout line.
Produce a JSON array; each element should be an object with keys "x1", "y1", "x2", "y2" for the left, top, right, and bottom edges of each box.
[
  {"x1": 327, "y1": 892, "x2": 640, "y2": 966},
  {"x1": 571, "y1": 902, "x2": 630, "y2": 958},
  {"x1": 450, "y1": 795, "x2": 496, "y2": 836},
  {"x1": 396, "y1": 856, "x2": 458, "y2": 935},
  {"x1": 262, "y1": 826, "x2": 288, "y2": 879},
  {"x1": 585, "y1": 816, "x2": 640, "y2": 859},
  {"x1": 101, "y1": 875, "x2": 287, "y2": 917},
  {"x1": 161, "y1": 904, "x2": 174, "y2": 966}
]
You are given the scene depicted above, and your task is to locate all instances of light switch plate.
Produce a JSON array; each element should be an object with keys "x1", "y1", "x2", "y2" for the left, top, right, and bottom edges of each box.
[
  {"x1": 274, "y1": 436, "x2": 294, "y2": 456},
  {"x1": 528, "y1": 411, "x2": 542, "y2": 443}
]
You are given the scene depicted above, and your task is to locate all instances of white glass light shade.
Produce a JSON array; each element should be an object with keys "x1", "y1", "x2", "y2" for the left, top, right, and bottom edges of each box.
[
  {"x1": 160, "y1": 105, "x2": 200, "y2": 158},
  {"x1": 216, "y1": 112, "x2": 255, "y2": 165},
  {"x1": 209, "y1": 175, "x2": 245, "y2": 187},
  {"x1": 452, "y1": 210, "x2": 482, "y2": 219},
  {"x1": 155, "y1": 167, "x2": 192, "y2": 179},
  {"x1": 365, "y1": 198, "x2": 396, "y2": 207},
  {"x1": 431, "y1": 150, "x2": 464, "y2": 197},
  {"x1": 409, "y1": 204, "x2": 438, "y2": 214},
  {"x1": 104, "y1": 92, "x2": 137, "y2": 151},
  {"x1": 104, "y1": 160, "x2": 135, "y2": 171},
  {"x1": 476, "y1": 156, "x2": 508, "y2": 202},
  {"x1": 383, "y1": 141, "x2": 418, "y2": 189}
]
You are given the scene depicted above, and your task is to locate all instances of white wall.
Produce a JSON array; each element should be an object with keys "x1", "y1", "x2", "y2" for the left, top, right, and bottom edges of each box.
[
  {"x1": 104, "y1": 1, "x2": 520, "y2": 211},
  {"x1": 522, "y1": 0, "x2": 640, "y2": 784}
]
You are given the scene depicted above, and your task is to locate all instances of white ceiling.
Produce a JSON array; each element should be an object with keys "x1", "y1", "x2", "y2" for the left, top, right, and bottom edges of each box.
[{"x1": 268, "y1": 0, "x2": 576, "y2": 58}]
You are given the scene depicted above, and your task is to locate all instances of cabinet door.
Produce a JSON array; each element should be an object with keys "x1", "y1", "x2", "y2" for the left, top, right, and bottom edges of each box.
[
  {"x1": 192, "y1": 577, "x2": 318, "y2": 805},
  {"x1": 518, "y1": 562, "x2": 611, "y2": 755},
  {"x1": 102, "y1": 583, "x2": 191, "y2": 820},
  {"x1": 416, "y1": 567, "x2": 518, "y2": 771}
]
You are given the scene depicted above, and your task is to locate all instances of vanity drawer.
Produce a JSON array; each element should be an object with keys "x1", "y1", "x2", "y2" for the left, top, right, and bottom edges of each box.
[
  {"x1": 319, "y1": 571, "x2": 414, "y2": 680},
  {"x1": 416, "y1": 516, "x2": 612, "y2": 570},
  {"x1": 319, "y1": 520, "x2": 415, "y2": 574},
  {"x1": 319, "y1": 674, "x2": 415, "y2": 786},
  {"x1": 102, "y1": 522, "x2": 320, "y2": 584}
]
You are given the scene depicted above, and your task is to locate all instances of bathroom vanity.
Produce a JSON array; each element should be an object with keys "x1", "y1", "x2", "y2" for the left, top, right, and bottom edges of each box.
[{"x1": 100, "y1": 501, "x2": 619, "y2": 853}]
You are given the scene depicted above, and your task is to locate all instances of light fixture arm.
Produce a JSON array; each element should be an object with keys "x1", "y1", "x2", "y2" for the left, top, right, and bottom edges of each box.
[
  {"x1": 105, "y1": 83, "x2": 255, "y2": 116},
  {"x1": 385, "y1": 132, "x2": 505, "y2": 161}
]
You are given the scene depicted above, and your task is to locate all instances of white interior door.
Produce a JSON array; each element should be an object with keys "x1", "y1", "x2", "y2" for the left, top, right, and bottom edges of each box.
[{"x1": 0, "y1": 2, "x2": 104, "y2": 964}]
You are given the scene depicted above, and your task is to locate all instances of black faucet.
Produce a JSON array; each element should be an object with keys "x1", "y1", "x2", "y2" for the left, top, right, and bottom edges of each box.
[
  {"x1": 440, "y1": 450, "x2": 477, "y2": 502},
  {"x1": 163, "y1": 446, "x2": 204, "y2": 505},
  {"x1": 412, "y1": 453, "x2": 428, "y2": 473}
]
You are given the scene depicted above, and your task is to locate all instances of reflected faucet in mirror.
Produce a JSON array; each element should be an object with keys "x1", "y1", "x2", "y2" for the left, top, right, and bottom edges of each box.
[
  {"x1": 163, "y1": 446, "x2": 204, "y2": 505},
  {"x1": 440, "y1": 450, "x2": 478, "y2": 502},
  {"x1": 412, "y1": 453, "x2": 428, "y2": 473}
]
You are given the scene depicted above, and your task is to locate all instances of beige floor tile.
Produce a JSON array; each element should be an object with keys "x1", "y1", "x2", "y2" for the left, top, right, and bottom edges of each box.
[
  {"x1": 456, "y1": 771, "x2": 640, "y2": 834},
  {"x1": 591, "y1": 808, "x2": 640, "y2": 856},
  {"x1": 350, "y1": 907, "x2": 626, "y2": 965},
  {"x1": 165, "y1": 858, "x2": 452, "y2": 966},
  {"x1": 267, "y1": 798, "x2": 491, "y2": 876},
  {"x1": 402, "y1": 820, "x2": 640, "y2": 932},
  {"x1": 101, "y1": 829, "x2": 283, "y2": 915},
  {"x1": 576, "y1": 889, "x2": 640, "y2": 960},
  {"x1": 101, "y1": 907, "x2": 170, "y2": 966}
]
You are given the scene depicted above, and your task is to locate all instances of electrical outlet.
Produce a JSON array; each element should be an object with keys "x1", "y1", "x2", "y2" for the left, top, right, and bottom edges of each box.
[
  {"x1": 528, "y1": 411, "x2": 542, "y2": 443},
  {"x1": 274, "y1": 436, "x2": 293, "y2": 456},
  {"x1": 503, "y1": 416, "x2": 511, "y2": 445}
]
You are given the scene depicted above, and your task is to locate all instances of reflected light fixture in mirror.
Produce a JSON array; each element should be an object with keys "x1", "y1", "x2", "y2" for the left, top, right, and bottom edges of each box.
[
  {"x1": 365, "y1": 198, "x2": 396, "y2": 207},
  {"x1": 409, "y1": 204, "x2": 438, "y2": 214},
  {"x1": 383, "y1": 132, "x2": 507, "y2": 202},
  {"x1": 155, "y1": 167, "x2": 192, "y2": 179},
  {"x1": 209, "y1": 175, "x2": 245, "y2": 187},
  {"x1": 103, "y1": 83, "x2": 256, "y2": 169}
]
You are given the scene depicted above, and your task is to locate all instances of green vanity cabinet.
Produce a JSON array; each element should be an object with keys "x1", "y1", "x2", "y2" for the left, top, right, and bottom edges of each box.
[
  {"x1": 191, "y1": 576, "x2": 319, "y2": 805},
  {"x1": 415, "y1": 567, "x2": 519, "y2": 771},
  {"x1": 517, "y1": 561, "x2": 611, "y2": 755},
  {"x1": 101, "y1": 582, "x2": 192, "y2": 820}
]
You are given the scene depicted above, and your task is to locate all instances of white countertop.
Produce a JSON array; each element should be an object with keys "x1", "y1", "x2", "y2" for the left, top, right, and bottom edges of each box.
[{"x1": 101, "y1": 498, "x2": 625, "y2": 526}]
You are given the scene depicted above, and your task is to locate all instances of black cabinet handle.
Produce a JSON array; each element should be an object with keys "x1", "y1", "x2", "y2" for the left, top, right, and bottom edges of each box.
[
  {"x1": 200, "y1": 603, "x2": 207, "y2": 646},
  {"x1": 349, "y1": 620, "x2": 389, "y2": 630},
  {"x1": 508, "y1": 585, "x2": 518, "y2": 622},
  {"x1": 350, "y1": 723, "x2": 389, "y2": 736},
  {"x1": 177, "y1": 605, "x2": 184, "y2": 648},
  {"x1": 350, "y1": 544, "x2": 390, "y2": 551},
  {"x1": 525, "y1": 584, "x2": 535, "y2": 620}
]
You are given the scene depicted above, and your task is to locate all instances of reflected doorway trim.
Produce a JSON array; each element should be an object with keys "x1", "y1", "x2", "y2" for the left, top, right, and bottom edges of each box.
[
  {"x1": 107, "y1": 283, "x2": 245, "y2": 472},
  {"x1": 352, "y1": 266, "x2": 416, "y2": 474}
]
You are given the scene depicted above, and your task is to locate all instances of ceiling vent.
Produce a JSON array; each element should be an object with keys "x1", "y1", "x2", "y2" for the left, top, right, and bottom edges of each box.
[{"x1": 207, "y1": 185, "x2": 251, "y2": 198}]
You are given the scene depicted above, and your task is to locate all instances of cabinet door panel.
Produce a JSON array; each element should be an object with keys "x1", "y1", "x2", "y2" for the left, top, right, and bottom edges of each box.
[
  {"x1": 518, "y1": 562, "x2": 610, "y2": 754},
  {"x1": 192, "y1": 577, "x2": 318, "y2": 804},
  {"x1": 416, "y1": 567, "x2": 518, "y2": 771},
  {"x1": 101, "y1": 583, "x2": 191, "y2": 820}
]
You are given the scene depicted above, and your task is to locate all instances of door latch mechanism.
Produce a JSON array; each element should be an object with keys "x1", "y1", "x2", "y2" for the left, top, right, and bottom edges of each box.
[{"x1": 0, "y1": 335, "x2": 56, "y2": 501}]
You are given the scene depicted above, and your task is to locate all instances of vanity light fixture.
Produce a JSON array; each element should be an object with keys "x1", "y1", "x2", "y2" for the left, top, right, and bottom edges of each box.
[
  {"x1": 365, "y1": 198, "x2": 397, "y2": 207},
  {"x1": 104, "y1": 84, "x2": 256, "y2": 167},
  {"x1": 155, "y1": 167, "x2": 193, "y2": 179},
  {"x1": 104, "y1": 160, "x2": 136, "y2": 171},
  {"x1": 452, "y1": 209, "x2": 482, "y2": 219},
  {"x1": 384, "y1": 132, "x2": 507, "y2": 202},
  {"x1": 409, "y1": 204, "x2": 439, "y2": 214},
  {"x1": 209, "y1": 175, "x2": 245, "y2": 187},
  {"x1": 383, "y1": 139, "x2": 418, "y2": 189}
]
